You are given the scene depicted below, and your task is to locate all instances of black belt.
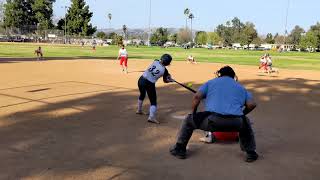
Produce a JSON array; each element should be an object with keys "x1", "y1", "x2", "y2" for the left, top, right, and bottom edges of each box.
[{"x1": 211, "y1": 112, "x2": 242, "y2": 118}]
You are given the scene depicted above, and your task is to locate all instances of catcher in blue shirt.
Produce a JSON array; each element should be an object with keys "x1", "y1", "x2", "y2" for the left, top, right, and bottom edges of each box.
[{"x1": 170, "y1": 66, "x2": 259, "y2": 162}]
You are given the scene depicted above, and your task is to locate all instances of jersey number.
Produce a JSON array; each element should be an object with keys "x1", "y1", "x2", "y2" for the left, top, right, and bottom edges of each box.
[{"x1": 148, "y1": 66, "x2": 160, "y2": 77}]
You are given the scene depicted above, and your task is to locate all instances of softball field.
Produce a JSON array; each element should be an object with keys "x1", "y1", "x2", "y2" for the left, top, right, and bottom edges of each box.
[{"x1": 0, "y1": 58, "x2": 319, "y2": 179}]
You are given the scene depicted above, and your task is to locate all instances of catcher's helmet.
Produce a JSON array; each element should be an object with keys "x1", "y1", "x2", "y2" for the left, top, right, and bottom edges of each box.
[
  {"x1": 216, "y1": 66, "x2": 236, "y2": 79},
  {"x1": 160, "y1": 54, "x2": 172, "y2": 66}
]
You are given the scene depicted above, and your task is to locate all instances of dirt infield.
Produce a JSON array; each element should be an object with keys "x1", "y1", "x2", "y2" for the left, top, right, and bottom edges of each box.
[{"x1": 0, "y1": 59, "x2": 320, "y2": 180}]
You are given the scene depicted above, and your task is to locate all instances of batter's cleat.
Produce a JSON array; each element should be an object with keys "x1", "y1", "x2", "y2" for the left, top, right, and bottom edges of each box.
[
  {"x1": 245, "y1": 151, "x2": 259, "y2": 162},
  {"x1": 169, "y1": 146, "x2": 186, "y2": 159},
  {"x1": 136, "y1": 110, "x2": 149, "y2": 115},
  {"x1": 136, "y1": 110, "x2": 143, "y2": 115},
  {"x1": 147, "y1": 116, "x2": 160, "y2": 124}
]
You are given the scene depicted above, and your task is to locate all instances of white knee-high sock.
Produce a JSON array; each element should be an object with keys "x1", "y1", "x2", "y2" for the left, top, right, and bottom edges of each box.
[
  {"x1": 149, "y1": 105, "x2": 157, "y2": 118},
  {"x1": 137, "y1": 99, "x2": 143, "y2": 112}
]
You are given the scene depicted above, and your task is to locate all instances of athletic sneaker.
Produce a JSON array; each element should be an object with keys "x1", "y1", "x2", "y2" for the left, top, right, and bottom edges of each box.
[
  {"x1": 245, "y1": 151, "x2": 259, "y2": 162},
  {"x1": 169, "y1": 145, "x2": 186, "y2": 159},
  {"x1": 199, "y1": 132, "x2": 213, "y2": 143},
  {"x1": 147, "y1": 116, "x2": 160, "y2": 124}
]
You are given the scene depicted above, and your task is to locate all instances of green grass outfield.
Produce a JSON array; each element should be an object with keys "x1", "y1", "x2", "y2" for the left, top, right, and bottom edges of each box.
[{"x1": 1, "y1": 42, "x2": 320, "y2": 70}]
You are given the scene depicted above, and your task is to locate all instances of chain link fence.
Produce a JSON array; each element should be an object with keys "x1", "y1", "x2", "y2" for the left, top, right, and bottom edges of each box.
[{"x1": 0, "y1": 26, "x2": 102, "y2": 45}]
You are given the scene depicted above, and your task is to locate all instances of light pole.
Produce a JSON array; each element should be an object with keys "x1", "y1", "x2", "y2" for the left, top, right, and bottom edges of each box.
[
  {"x1": 107, "y1": 13, "x2": 112, "y2": 29},
  {"x1": 284, "y1": 0, "x2": 290, "y2": 46},
  {"x1": 147, "y1": 0, "x2": 151, "y2": 46},
  {"x1": 63, "y1": 6, "x2": 67, "y2": 44},
  {"x1": 184, "y1": 8, "x2": 190, "y2": 30},
  {"x1": 189, "y1": 13, "x2": 194, "y2": 43}
]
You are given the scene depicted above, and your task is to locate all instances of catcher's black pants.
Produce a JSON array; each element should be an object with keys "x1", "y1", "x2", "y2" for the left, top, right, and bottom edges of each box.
[
  {"x1": 138, "y1": 76, "x2": 157, "y2": 106},
  {"x1": 176, "y1": 111, "x2": 256, "y2": 152}
]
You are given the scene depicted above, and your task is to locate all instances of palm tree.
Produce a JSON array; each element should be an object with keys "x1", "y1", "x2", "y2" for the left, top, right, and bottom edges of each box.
[
  {"x1": 107, "y1": 13, "x2": 112, "y2": 29},
  {"x1": 184, "y1": 8, "x2": 190, "y2": 29},
  {"x1": 189, "y1": 13, "x2": 195, "y2": 42},
  {"x1": 122, "y1": 24, "x2": 127, "y2": 40}
]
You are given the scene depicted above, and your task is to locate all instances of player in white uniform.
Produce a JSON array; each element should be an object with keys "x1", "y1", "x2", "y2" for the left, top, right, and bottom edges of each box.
[
  {"x1": 117, "y1": 45, "x2": 129, "y2": 73},
  {"x1": 136, "y1": 54, "x2": 174, "y2": 124},
  {"x1": 266, "y1": 55, "x2": 272, "y2": 72},
  {"x1": 187, "y1": 55, "x2": 197, "y2": 64},
  {"x1": 259, "y1": 55, "x2": 267, "y2": 72}
]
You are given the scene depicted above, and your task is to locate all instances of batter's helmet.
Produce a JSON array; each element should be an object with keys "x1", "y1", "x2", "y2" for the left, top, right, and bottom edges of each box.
[{"x1": 160, "y1": 54, "x2": 172, "y2": 66}]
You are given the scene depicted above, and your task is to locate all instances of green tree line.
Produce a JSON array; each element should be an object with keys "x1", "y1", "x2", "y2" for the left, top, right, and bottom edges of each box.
[
  {"x1": 149, "y1": 17, "x2": 320, "y2": 51},
  {"x1": 2, "y1": 0, "x2": 96, "y2": 36}
]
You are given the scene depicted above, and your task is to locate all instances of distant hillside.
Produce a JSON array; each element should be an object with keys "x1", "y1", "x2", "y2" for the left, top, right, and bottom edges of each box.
[{"x1": 97, "y1": 28, "x2": 184, "y2": 36}]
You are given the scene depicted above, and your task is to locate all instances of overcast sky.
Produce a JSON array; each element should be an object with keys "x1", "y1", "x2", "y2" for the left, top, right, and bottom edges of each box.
[{"x1": 53, "y1": 0, "x2": 320, "y2": 35}]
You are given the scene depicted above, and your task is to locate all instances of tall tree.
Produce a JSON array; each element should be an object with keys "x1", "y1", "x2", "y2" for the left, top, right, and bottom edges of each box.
[
  {"x1": 240, "y1": 22, "x2": 258, "y2": 48},
  {"x1": 150, "y1": 27, "x2": 168, "y2": 46},
  {"x1": 168, "y1": 33, "x2": 178, "y2": 43},
  {"x1": 231, "y1": 17, "x2": 245, "y2": 42},
  {"x1": 122, "y1": 24, "x2": 127, "y2": 40},
  {"x1": 265, "y1": 33, "x2": 275, "y2": 44},
  {"x1": 207, "y1": 32, "x2": 222, "y2": 45},
  {"x1": 299, "y1": 31, "x2": 318, "y2": 51},
  {"x1": 215, "y1": 23, "x2": 233, "y2": 46},
  {"x1": 65, "y1": 0, "x2": 96, "y2": 36},
  {"x1": 252, "y1": 36, "x2": 262, "y2": 47},
  {"x1": 96, "y1": 31, "x2": 106, "y2": 39},
  {"x1": 107, "y1": 32, "x2": 116, "y2": 39},
  {"x1": 288, "y1": 25, "x2": 305, "y2": 45},
  {"x1": 274, "y1": 33, "x2": 286, "y2": 44},
  {"x1": 183, "y1": 8, "x2": 189, "y2": 29},
  {"x1": 107, "y1": 13, "x2": 112, "y2": 28},
  {"x1": 309, "y1": 22, "x2": 320, "y2": 49},
  {"x1": 3, "y1": 0, "x2": 36, "y2": 28},
  {"x1": 195, "y1": 31, "x2": 207, "y2": 45},
  {"x1": 0, "y1": 1, "x2": 4, "y2": 24},
  {"x1": 115, "y1": 34, "x2": 123, "y2": 46},
  {"x1": 32, "y1": 0, "x2": 55, "y2": 30},
  {"x1": 177, "y1": 28, "x2": 191, "y2": 44}
]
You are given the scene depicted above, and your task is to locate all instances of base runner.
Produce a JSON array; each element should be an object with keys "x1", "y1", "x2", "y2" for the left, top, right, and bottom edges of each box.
[{"x1": 136, "y1": 54, "x2": 174, "y2": 124}]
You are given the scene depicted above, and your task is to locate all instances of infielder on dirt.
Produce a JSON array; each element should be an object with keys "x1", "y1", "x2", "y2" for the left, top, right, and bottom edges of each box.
[
  {"x1": 34, "y1": 46, "x2": 43, "y2": 60},
  {"x1": 170, "y1": 66, "x2": 259, "y2": 162},
  {"x1": 117, "y1": 45, "x2": 128, "y2": 73},
  {"x1": 136, "y1": 54, "x2": 174, "y2": 124}
]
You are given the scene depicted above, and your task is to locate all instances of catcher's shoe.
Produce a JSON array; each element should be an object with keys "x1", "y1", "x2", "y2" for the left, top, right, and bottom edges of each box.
[
  {"x1": 199, "y1": 132, "x2": 213, "y2": 143},
  {"x1": 169, "y1": 145, "x2": 186, "y2": 159},
  {"x1": 245, "y1": 151, "x2": 259, "y2": 162},
  {"x1": 147, "y1": 116, "x2": 160, "y2": 124}
]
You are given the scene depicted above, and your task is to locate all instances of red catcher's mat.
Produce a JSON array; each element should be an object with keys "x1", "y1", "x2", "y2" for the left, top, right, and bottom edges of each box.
[{"x1": 213, "y1": 132, "x2": 239, "y2": 141}]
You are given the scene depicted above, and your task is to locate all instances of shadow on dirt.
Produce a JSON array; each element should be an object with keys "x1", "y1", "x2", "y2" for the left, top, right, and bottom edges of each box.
[{"x1": 0, "y1": 77, "x2": 319, "y2": 179}]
